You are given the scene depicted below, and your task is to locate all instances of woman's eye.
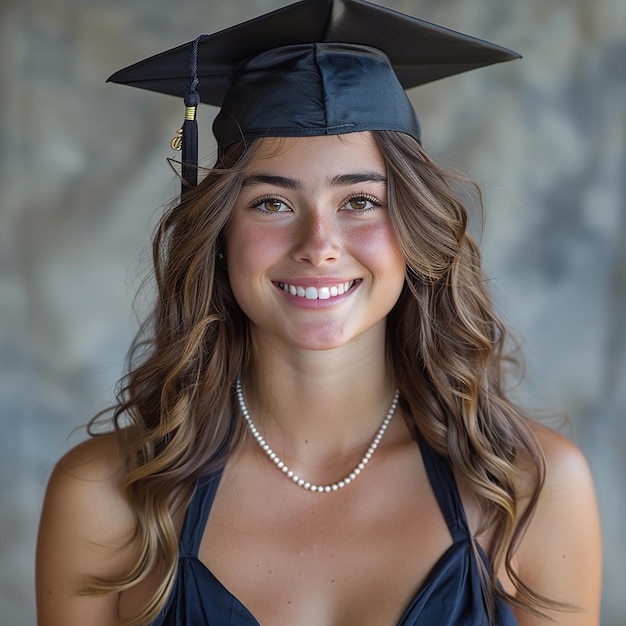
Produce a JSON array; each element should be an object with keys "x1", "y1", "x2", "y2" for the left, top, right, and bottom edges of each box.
[
  {"x1": 342, "y1": 196, "x2": 380, "y2": 212},
  {"x1": 253, "y1": 198, "x2": 289, "y2": 213}
]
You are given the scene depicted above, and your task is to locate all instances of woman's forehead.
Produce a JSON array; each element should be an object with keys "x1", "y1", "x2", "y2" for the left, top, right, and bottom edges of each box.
[{"x1": 247, "y1": 132, "x2": 385, "y2": 172}]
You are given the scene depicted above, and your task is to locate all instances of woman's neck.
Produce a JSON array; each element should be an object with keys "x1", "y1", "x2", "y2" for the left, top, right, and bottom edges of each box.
[{"x1": 240, "y1": 327, "x2": 397, "y2": 460}]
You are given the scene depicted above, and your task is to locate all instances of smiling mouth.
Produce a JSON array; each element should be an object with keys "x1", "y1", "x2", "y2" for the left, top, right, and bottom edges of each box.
[{"x1": 277, "y1": 280, "x2": 359, "y2": 300}]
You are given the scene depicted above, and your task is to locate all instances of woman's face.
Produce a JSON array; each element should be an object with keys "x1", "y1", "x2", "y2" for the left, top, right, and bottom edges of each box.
[{"x1": 224, "y1": 132, "x2": 406, "y2": 352}]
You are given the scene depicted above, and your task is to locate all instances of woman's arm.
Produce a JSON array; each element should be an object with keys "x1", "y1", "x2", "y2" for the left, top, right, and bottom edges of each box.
[
  {"x1": 513, "y1": 424, "x2": 602, "y2": 625},
  {"x1": 36, "y1": 434, "x2": 136, "y2": 626}
]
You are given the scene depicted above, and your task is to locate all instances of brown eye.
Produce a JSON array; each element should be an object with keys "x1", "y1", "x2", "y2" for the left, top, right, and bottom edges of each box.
[
  {"x1": 252, "y1": 197, "x2": 289, "y2": 212},
  {"x1": 349, "y1": 198, "x2": 369, "y2": 210},
  {"x1": 343, "y1": 195, "x2": 380, "y2": 212},
  {"x1": 263, "y1": 199, "x2": 284, "y2": 212}
]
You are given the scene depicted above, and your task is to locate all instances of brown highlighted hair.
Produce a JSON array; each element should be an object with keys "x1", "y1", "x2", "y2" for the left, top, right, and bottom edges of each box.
[{"x1": 86, "y1": 131, "x2": 561, "y2": 623}]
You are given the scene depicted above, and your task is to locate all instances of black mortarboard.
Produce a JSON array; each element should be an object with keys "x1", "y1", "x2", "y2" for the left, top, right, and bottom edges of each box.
[{"x1": 107, "y1": 0, "x2": 520, "y2": 195}]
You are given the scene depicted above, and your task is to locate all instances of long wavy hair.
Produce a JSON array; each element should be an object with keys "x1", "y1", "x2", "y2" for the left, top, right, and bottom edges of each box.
[{"x1": 86, "y1": 131, "x2": 561, "y2": 624}]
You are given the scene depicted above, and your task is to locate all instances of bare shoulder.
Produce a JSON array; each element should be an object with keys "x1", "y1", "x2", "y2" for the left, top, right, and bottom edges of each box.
[
  {"x1": 44, "y1": 432, "x2": 134, "y2": 542},
  {"x1": 513, "y1": 422, "x2": 602, "y2": 625},
  {"x1": 36, "y1": 433, "x2": 137, "y2": 626},
  {"x1": 532, "y1": 422, "x2": 594, "y2": 485},
  {"x1": 55, "y1": 430, "x2": 128, "y2": 477},
  {"x1": 529, "y1": 423, "x2": 600, "y2": 527}
]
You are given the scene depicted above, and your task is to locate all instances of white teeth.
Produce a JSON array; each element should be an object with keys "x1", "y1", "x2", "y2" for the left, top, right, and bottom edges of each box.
[{"x1": 279, "y1": 280, "x2": 355, "y2": 300}]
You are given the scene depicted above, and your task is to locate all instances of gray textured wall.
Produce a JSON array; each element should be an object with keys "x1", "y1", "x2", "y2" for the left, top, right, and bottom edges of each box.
[{"x1": 2, "y1": 0, "x2": 624, "y2": 623}]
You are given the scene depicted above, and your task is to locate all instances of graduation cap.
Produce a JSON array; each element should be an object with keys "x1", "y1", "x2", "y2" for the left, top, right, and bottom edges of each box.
[{"x1": 107, "y1": 0, "x2": 520, "y2": 195}]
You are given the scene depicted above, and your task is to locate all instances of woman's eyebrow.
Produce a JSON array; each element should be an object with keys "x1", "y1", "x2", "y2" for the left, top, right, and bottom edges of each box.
[
  {"x1": 329, "y1": 172, "x2": 387, "y2": 187},
  {"x1": 242, "y1": 171, "x2": 387, "y2": 189},
  {"x1": 242, "y1": 174, "x2": 302, "y2": 189}
]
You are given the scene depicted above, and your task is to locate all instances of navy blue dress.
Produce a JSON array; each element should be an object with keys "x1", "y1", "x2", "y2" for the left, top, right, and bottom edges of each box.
[{"x1": 152, "y1": 435, "x2": 518, "y2": 625}]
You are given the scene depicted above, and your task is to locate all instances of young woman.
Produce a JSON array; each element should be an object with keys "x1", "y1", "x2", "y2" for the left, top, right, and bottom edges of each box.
[{"x1": 36, "y1": 2, "x2": 602, "y2": 625}]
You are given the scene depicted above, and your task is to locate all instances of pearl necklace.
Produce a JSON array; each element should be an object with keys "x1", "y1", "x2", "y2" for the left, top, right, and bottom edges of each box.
[{"x1": 235, "y1": 377, "x2": 400, "y2": 493}]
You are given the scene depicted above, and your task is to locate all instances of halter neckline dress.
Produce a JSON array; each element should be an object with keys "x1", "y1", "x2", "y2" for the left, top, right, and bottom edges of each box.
[{"x1": 152, "y1": 434, "x2": 518, "y2": 625}]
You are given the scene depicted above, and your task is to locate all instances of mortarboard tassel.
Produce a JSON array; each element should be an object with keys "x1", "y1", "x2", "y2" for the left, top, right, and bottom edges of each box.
[
  {"x1": 171, "y1": 35, "x2": 207, "y2": 196},
  {"x1": 181, "y1": 90, "x2": 199, "y2": 192}
]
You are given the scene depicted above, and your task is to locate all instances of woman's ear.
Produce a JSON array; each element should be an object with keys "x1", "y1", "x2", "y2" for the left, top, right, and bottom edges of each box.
[{"x1": 216, "y1": 247, "x2": 227, "y2": 270}]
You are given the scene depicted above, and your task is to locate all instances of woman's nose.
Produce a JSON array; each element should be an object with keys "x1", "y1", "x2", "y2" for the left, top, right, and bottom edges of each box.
[{"x1": 290, "y1": 210, "x2": 341, "y2": 266}]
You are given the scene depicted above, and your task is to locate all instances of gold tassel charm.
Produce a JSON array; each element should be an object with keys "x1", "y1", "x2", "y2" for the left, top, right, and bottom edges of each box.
[
  {"x1": 170, "y1": 106, "x2": 197, "y2": 151},
  {"x1": 170, "y1": 128, "x2": 183, "y2": 151}
]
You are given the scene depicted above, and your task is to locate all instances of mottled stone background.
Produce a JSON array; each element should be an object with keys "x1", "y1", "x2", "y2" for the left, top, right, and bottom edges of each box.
[{"x1": 2, "y1": 0, "x2": 624, "y2": 623}]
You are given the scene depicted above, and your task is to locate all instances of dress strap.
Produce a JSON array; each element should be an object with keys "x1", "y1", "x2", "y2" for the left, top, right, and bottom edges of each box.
[
  {"x1": 416, "y1": 433, "x2": 471, "y2": 544},
  {"x1": 178, "y1": 468, "x2": 225, "y2": 557}
]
